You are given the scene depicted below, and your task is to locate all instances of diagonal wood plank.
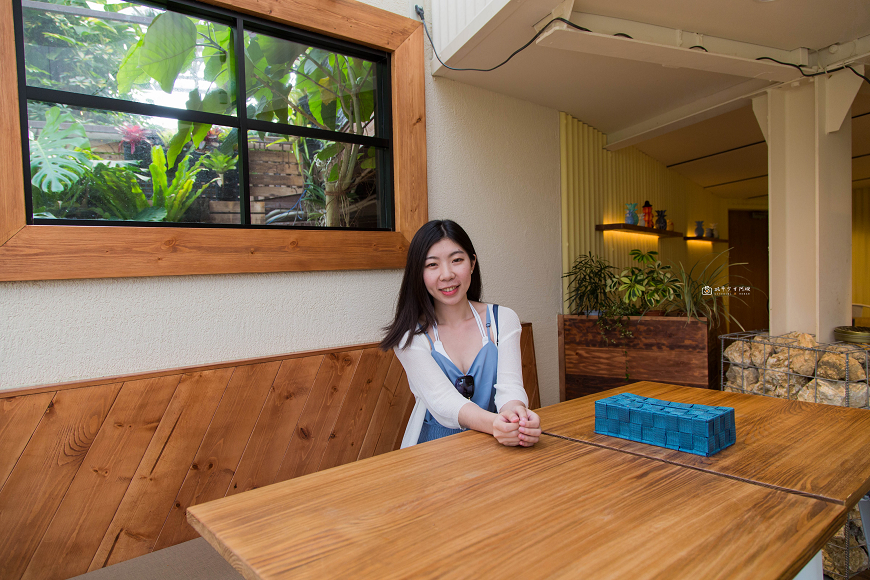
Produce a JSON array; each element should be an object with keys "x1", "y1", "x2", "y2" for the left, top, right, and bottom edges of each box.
[
  {"x1": 0, "y1": 383, "x2": 121, "y2": 579},
  {"x1": 152, "y1": 362, "x2": 281, "y2": 550},
  {"x1": 228, "y1": 356, "x2": 324, "y2": 495},
  {"x1": 318, "y1": 348, "x2": 394, "y2": 471},
  {"x1": 392, "y1": 384, "x2": 416, "y2": 452},
  {"x1": 374, "y1": 371, "x2": 414, "y2": 456},
  {"x1": 357, "y1": 356, "x2": 405, "y2": 460},
  {"x1": 520, "y1": 324, "x2": 541, "y2": 409},
  {"x1": 274, "y1": 350, "x2": 362, "y2": 482},
  {"x1": 0, "y1": 392, "x2": 54, "y2": 491},
  {"x1": 89, "y1": 368, "x2": 233, "y2": 571},
  {"x1": 21, "y1": 376, "x2": 180, "y2": 580}
]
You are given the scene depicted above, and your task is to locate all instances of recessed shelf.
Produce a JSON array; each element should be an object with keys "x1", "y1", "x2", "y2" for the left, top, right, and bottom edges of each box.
[
  {"x1": 684, "y1": 236, "x2": 729, "y2": 243},
  {"x1": 595, "y1": 224, "x2": 683, "y2": 237}
]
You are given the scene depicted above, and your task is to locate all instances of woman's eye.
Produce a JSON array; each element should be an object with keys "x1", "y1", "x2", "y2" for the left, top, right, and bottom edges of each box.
[{"x1": 425, "y1": 263, "x2": 436, "y2": 268}]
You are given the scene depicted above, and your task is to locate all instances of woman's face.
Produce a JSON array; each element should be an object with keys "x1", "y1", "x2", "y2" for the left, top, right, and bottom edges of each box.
[{"x1": 422, "y1": 237, "x2": 475, "y2": 309}]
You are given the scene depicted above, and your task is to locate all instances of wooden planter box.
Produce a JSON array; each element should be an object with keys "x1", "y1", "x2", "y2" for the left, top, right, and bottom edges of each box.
[{"x1": 559, "y1": 314, "x2": 719, "y2": 401}]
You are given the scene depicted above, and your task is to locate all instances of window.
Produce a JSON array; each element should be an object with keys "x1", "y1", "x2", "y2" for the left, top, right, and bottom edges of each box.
[
  {"x1": 18, "y1": 0, "x2": 392, "y2": 230},
  {"x1": 0, "y1": 0, "x2": 426, "y2": 280}
]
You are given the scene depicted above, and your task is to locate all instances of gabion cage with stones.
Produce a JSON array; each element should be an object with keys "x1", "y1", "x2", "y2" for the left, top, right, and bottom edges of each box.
[{"x1": 720, "y1": 330, "x2": 870, "y2": 579}]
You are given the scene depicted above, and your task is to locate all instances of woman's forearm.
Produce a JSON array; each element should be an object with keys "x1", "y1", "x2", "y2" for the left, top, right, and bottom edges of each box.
[{"x1": 458, "y1": 402, "x2": 498, "y2": 434}]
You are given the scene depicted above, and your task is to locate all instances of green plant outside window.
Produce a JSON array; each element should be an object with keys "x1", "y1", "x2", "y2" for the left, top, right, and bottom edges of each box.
[{"x1": 19, "y1": 0, "x2": 390, "y2": 228}]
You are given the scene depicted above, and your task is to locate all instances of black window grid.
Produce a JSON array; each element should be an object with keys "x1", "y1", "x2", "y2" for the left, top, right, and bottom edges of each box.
[{"x1": 13, "y1": 0, "x2": 394, "y2": 231}]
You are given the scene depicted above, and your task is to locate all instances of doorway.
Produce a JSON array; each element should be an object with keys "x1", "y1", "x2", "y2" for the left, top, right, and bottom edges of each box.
[{"x1": 728, "y1": 210, "x2": 769, "y2": 332}]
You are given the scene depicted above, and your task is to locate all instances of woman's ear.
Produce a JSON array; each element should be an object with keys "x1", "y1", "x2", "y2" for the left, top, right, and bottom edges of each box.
[{"x1": 471, "y1": 254, "x2": 477, "y2": 273}]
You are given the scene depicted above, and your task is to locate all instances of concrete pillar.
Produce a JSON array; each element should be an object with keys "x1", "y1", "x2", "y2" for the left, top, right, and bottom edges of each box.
[{"x1": 752, "y1": 66, "x2": 863, "y2": 342}]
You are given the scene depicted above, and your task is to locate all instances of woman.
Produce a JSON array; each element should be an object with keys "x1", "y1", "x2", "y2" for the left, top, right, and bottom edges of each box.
[{"x1": 380, "y1": 220, "x2": 542, "y2": 448}]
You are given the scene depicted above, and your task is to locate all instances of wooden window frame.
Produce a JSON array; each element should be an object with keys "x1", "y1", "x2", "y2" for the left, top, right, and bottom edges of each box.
[{"x1": 0, "y1": 0, "x2": 427, "y2": 281}]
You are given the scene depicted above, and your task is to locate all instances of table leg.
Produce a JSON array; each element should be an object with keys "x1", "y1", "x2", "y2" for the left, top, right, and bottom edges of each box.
[
  {"x1": 860, "y1": 493, "x2": 870, "y2": 549},
  {"x1": 791, "y1": 551, "x2": 822, "y2": 580}
]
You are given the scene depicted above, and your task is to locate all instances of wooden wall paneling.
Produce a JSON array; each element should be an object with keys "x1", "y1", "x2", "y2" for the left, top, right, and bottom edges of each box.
[
  {"x1": 89, "y1": 368, "x2": 233, "y2": 571},
  {"x1": 357, "y1": 355, "x2": 406, "y2": 460},
  {"x1": 520, "y1": 324, "x2": 541, "y2": 409},
  {"x1": 274, "y1": 350, "x2": 363, "y2": 482},
  {"x1": 199, "y1": 0, "x2": 417, "y2": 51},
  {"x1": 391, "y1": 25, "x2": 428, "y2": 240},
  {"x1": 227, "y1": 356, "x2": 323, "y2": 496},
  {"x1": 318, "y1": 348, "x2": 394, "y2": 471},
  {"x1": 0, "y1": 0, "x2": 26, "y2": 247},
  {"x1": 21, "y1": 376, "x2": 180, "y2": 580},
  {"x1": 392, "y1": 384, "x2": 416, "y2": 452},
  {"x1": 0, "y1": 383, "x2": 121, "y2": 579},
  {"x1": 152, "y1": 362, "x2": 281, "y2": 551},
  {"x1": 0, "y1": 392, "x2": 54, "y2": 489},
  {"x1": 373, "y1": 372, "x2": 413, "y2": 456}
]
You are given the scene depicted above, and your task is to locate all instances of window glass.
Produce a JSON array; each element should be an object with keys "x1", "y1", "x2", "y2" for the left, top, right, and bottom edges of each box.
[
  {"x1": 27, "y1": 101, "x2": 239, "y2": 223},
  {"x1": 249, "y1": 133, "x2": 382, "y2": 228},
  {"x1": 22, "y1": 0, "x2": 237, "y2": 115},
  {"x1": 17, "y1": 0, "x2": 390, "y2": 229},
  {"x1": 245, "y1": 30, "x2": 378, "y2": 136}
]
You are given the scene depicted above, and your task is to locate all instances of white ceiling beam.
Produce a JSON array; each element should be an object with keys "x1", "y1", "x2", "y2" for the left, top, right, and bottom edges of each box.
[
  {"x1": 815, "y1": 33, "x2": 870, "y2": 69},
  {"x1": 826, "y1": 65, "x2": 864, "y2": 134},
  {"x1": 536, "y1": 18, "x2": 806, "y2": 82},
  {"x1": 604, "y1": 78, "x2": 773, "y2": 150}
]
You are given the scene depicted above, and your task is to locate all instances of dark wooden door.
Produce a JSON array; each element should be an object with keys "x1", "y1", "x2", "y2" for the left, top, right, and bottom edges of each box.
[{"x1": 728, "y1": 210, "x2": 769, "y2": 332}]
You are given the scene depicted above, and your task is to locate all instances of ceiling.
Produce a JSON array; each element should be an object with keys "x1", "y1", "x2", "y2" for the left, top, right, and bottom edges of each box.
[{"x1": 431, "y1": 0, "x2": 870, "y2": 198}]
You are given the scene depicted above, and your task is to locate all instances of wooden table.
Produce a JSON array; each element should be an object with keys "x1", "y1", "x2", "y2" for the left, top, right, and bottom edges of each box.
[
  {"x1": 188, "y1": 382, "x2": 870, "y2": 580},
  {"x1": 537, "y1": 381, "x2": 870, "y2": 506}
]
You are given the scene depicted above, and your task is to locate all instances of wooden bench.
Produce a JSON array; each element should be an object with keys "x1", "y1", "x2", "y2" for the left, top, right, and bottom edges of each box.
[{"x1": 0, "y1": 325, "x2": 540, "y2": 580}]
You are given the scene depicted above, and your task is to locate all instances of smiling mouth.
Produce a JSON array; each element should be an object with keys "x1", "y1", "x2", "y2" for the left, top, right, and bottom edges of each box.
[{"x1": 440, "y1": 285, "x2": 459, "y2": 294}]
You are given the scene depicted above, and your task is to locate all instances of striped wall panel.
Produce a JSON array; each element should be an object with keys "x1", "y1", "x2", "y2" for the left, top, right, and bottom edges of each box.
[
  {"x1": 559, "y1": 112, "x2": 768, "y2": 312},
  {"x1": 0, "y1": 325, "x2": 540, "y2": 580}
]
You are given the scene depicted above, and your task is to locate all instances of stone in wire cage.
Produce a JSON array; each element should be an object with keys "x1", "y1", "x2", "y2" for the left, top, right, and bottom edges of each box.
[{"x1": 720, "y1": 330, "x2": 870, "y2": 578}]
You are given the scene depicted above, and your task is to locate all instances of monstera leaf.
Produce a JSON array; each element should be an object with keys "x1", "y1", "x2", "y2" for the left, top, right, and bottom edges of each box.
[{"x1": 29, "y1": 107, "x2": 91, "y2": 193}]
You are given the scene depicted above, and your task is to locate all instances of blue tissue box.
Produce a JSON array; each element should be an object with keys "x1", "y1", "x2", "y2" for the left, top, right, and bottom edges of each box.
[{"x1": 594, "y1": 393, "x2": 736, "y2": 457}]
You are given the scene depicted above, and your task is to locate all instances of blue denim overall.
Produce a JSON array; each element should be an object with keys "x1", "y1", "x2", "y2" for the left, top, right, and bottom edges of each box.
[{"x1": 417, "y1": 303, "x2": 499, "y2": 444}]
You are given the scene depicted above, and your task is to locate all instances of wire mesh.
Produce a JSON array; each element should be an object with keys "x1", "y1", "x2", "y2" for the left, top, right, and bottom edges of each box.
[{"x1": 720, "y1": 330, "x2": 870, "y2": 579}]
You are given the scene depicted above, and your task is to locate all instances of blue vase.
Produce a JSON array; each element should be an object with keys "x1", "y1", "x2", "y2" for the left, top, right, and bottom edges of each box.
[
  {"x1": 655, "y1": 210, "x2": 667, "y2": 230},
  {"x1": 694, "y1": 221, "x2": 705, "y2": 237},
  {"x1": 625, "y1": 203, "x2": 639, "y2": 225}
]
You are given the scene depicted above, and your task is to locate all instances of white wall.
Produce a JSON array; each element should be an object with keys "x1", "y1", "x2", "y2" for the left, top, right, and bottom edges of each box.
[{"x1": 0, "y1": 0, "x2": 563, "y2": 406}]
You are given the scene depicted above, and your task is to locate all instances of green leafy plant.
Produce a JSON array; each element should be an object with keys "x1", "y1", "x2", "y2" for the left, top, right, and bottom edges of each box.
[
  {"x1": 562, "y1": 251, "x2": 617, "y2": 315},
  {"x1": 29, "y1": 106, "x2": 91, "y2": 193},
  {"x1": 201, "y1": 151, "x2": 237, "y2": 186},
  {"x1": 608, "y1": 250, "x2": 679, "y2": 313},
  {"x1": 663, "y1": 250, "x2": 749, "y2": 331},
  {"x1": 149, "y1": 145, "x2": 216, "y2": 222}
]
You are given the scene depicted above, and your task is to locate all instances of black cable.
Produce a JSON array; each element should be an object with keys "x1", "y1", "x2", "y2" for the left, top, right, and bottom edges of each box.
[
  {"x1": 413, "y1": 5, "x2": 870, "y2": 84},
  {"x1": 414, "y1": 5, "x2": 589, "y2": 72},
  {"x1": 756, "y1": 57, "x2": 868, "y2": 86},
  {"x1": 847, "y1": 65, "x2": 870, "y2": 85}
]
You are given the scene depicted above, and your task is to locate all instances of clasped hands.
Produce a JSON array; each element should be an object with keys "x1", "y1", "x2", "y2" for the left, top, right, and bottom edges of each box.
[{"x1": 493, "y1": 403, "x2": 541, "y2": 447}]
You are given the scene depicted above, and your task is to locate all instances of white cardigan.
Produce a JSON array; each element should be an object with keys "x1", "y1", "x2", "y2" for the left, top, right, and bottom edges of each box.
[{"x1": 394, "y1": 304, "x2": 529, "y2": 448}]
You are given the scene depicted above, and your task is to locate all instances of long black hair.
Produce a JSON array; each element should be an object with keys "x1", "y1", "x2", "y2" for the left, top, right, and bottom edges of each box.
[{"x1": 380, "y1": 220, "x2": 482, "y2": 351}]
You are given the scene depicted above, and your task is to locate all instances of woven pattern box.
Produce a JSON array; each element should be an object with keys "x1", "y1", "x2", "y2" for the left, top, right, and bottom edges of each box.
[{"x1": 594, "y1": 393, "x2": 736, "y2": 456}]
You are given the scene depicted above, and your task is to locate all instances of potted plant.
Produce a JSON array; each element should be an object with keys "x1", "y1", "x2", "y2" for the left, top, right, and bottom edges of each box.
[
  {"x1": 560, "y1": 249, "x2": 731, "y2": 401},
  {"x1": 608, "y1": 250, "x2": 679, "y2": 316}
]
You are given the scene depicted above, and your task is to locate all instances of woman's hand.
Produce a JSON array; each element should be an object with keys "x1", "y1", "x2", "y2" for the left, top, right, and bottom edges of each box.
[
  {"x1": 492, "y1": 413, "x2": 521, "y2": 446},
  {"x1": 493, "y1": 404, "x2": 542, "y2": 447}
]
